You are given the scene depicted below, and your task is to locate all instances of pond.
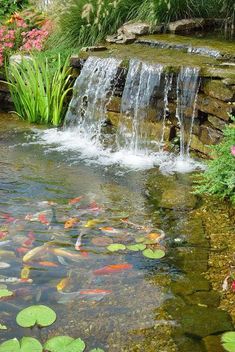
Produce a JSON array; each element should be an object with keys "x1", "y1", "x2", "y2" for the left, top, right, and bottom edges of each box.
[{"x1": 0, "y1": 113, "x2": 233, "y2": 352}]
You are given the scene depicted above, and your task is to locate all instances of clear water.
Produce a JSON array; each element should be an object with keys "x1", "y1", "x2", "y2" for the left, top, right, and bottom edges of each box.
[{"x1": 0, "y1": 113, "x2": 232, "y2": 352}]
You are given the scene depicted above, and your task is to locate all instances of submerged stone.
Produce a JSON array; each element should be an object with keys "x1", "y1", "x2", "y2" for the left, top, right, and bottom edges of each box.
[
  {"x1": 203, "y1": 335, "x2": 224, "y2": 352},
  {"x1": 180, "y1": 306, "x2": 233, "y2": 338},
  {"x1": 184, "y1": 290, "x2": 220, "y2": 308},
  {"x1": 159, "y1": 185, "x2": 197, "y2": 210}
]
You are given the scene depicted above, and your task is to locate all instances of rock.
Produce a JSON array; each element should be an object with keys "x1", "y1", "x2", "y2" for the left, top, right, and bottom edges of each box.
[
  {"x1": 222, "y1": 78, "x2": 235, "y2": 86},
  {"x1": 202, "y1": 66, "x2": 235, "y2": 80},
  {"x1": 171, "y1": 274, "x2": 210, "y2": 296},
  {"x1": 160, "y1": 185, "x2": 197, "y2": 210},
  {"x1": 202, "y1": 80, "x2": 234, "y2": 102},
  {"x1": 106, "y1": 32, "x2": 136, "y2": 44},
  {"x1": 80, "y1": 46, "x2": 107, "y2": 52},
  {"x1": 197, "y1": 93, "x2": 233, "y2": 121},
  {"x1": 120, "y1": 22, "x2": 151, "y2": 36},
  {"x1": 203, "y1": 335, "x2": 224, "y2": 352},
  {"x1": 9, "y1": 54, "x2": 31, "y2": 65},
  {"x1": 180, "y1": 306, "x2": 233, "y2": 338},
  {"x1": 199, "y1": 123, "x2": 223, "y2": 145},
  {"x1": 70, "y1": 55, "x2": 86, "y2": 69},
  {"x1": 184, "y1": 290, "x2": 220, "y2": 308},
  {"x1": 107, "y1": 96, "x2": 121, "y2": 113},
  {"x1": 190, "y1": 134, "x2": 212, "y2": 156},
  {"x1": 208, "y1": 115, "x2": 227, "y2": 131},
  {"x1": 174, "y1": 247, "x2": 208, "y2": 273},
  {"x1": 168, "y1": 18, "x2": 205, "y2": 33}
]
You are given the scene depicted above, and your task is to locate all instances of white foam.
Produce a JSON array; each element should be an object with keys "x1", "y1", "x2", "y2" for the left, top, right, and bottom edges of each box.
[{"x1": 36, "y1": 128, "x2": 205, "y2": 174}]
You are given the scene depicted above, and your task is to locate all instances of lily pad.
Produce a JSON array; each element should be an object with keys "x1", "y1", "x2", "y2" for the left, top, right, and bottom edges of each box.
[
  {"x1": 90, "y1": 349, "x2": 105, "y2": 352},
  {"x1": 142, "y1": 249, "x2": 165, "y2": 259},
  {"x1": 0, "y1": 324, "x2": 7, "y2": 330},
  {"x1": 0, "y1": 337, "x2": 42, "y2": 352},
  {"x1": 16, "y1": 305, "x2": 56, "y2": 328},
  {"x1": 107, "y1": 244, "x2": 126, "y2": 252},
  {"x1": 127, "y1": 244, "x2": 146, "y2": 251},
  {"x1": 222, "y1": 332, "x2": 235, "y2": 352},
  {"x1": 44, "y1": 336, "x2": 85, "y2": 352},
  {"x1": 0, "y1": 289, "x2": 13, "y2": 299}
]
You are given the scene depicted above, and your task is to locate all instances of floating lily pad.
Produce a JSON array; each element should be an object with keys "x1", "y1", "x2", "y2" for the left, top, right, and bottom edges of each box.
[
  {"x1": 107, "y1": 244, "x2": 126, "y2": 252},
  {"x1": 0, "y1": 337, "x2": 42, "y2": 352},
  {"x1": 0, "y1": 289, "x2": 13, "y2": 299},
  {"x1": 16, "y1": 305, "x2": 56, "y2": 328},
  {"x1": 90, "y1": 349, "x2": 105, "y2": 352},
  {"x1": 127, "y1": 244, "x2": 146, "y2": 251},
  {"x1": 221, "y1": 332, "x2": 235, "y2": 352},
  {"x1": 142, "y1": 249, "x2": 165, "y2": 259},
  {"x1": 44, "y1": 336, "x2": 85, "y2": 352},
  {"x1": 0, "y1": 324, "x2": 7, "y2": 330}
]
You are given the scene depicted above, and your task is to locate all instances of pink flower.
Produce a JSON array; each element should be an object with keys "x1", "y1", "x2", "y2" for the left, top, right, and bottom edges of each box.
[
  {"x1": 231, "y1": 146, "x2": 235, "y2": 157},
  {"x1": 231, "y1": 280, "x2": 235, "y2": 291},
  {"x1": 4, "y1": 42, "x2": 14, "y2": 48}
]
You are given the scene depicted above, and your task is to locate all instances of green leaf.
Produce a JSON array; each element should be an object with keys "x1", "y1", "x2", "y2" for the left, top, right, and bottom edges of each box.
[
  {"x1": 0, "y1": 323, "x2": 7, "y2": 330},
  {"x1": 222, "y1": 332, "x2": 235, "y2": 351},
  {"x1": 142, "y1": 249, "x2": 165, "y2": 259},
  {"x1": 0, "y1": 289, "x2": 13, "y2": 298},
  {"x1": 44, "y1": 336, "x2": 85, "y2": 352},
  {"x1": 90, "y1": 349, "x2": 105, "y2": 352},
  {"x1": 16, "y1": 305, "x2": 56, "y2": 328},
  {"x1": 0, "y1": 337, "x2": 42, "y2": 352},
  {"x1": 107, "y1": 244, "x2": 126, "y2": 252},
  {"x1": 127, "y1": 244, "x2": 146, "y2": 251}
]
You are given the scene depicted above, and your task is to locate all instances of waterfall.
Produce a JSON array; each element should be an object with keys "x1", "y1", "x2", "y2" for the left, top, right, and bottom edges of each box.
[
  {"x1": 176, "y1": 67, "x2": 200, "y2": 158},
  {"x1": 65, "y1": 56, "x2": 121, "y2": 147},
  {"x1": 116, "y1": 59, "x2": 164, "y2": 153}
]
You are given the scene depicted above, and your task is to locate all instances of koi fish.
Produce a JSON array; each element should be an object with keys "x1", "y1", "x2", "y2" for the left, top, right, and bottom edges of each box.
[
  {"x1": 64, "y1": 218, "x2": 79, "y2": 229},
  {"x1": 84, "y1": 219, "x2": 101, "y2": 228},
  {"x1": 23, "y1": 245, "x2": 48, "y2": 263},
  {"x1": 79, "y1": 289, "x2": 112, "y2": 295},
  {"x1": 2, "y1": 214, "x2": 15, "y2": 223},
  {"x1": 0, "y1": 240, "x2": 12, "y2": 247},
  {"x1": 93, "y1": 263, "x2": 133, "y2": 275},
  {"x1": 22, "y1": 238, "x2": 34, "y2": 247},
  {"x1": 99, "y1": 227, "x2": 119, "y2": 233},
  {"x1": 0, "y1": 262, "x2": 10, "y2": 269},
  {"x1": 57, "y1": 256, "x2": 69, "y2": 266},
  {"x1": 69, "y1": 196, "x2": 83, "y2": 205},
  {"x1": 27, "y1": 232, "x2": 36, "y2": 240},
  {"x1": 16, "y1": 247, "x2": 29, "y2": 255},
  {"x1": 88, "y1": 201, "x2": 103, "y2": 212},
  {"x1": 38, "y1": 261, "x2": 58, "y2": 267},
  {"x1": 57, "y1": 277, "x2": 70, "y2": 292},
  {"x1": 49, "y1": 248, "x2": 87, "y2": 261},
  {"x1": 0, "y1": 232, "x2": 7, "y2": 240},
  {"x1": 38, "y1": 213, "x2": 50, "y2": 225},
  {"x1": 21, "y1": 266, "x2": 31, "y2": 280},
  {"x1": 0, "y1": 276, "x2": 32, "y2": 283},
  {"x1": 25, "y1": 211, "x2": 50, "y2": 225}
]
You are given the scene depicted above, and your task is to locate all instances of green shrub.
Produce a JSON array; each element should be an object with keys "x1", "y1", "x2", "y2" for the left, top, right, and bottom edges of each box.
[
  {"x1": 5, "y1": 54, "x2": 72, "y2": 126},
  {"x1": 0, "y1": 0, "x2": 29, "y2": 22},
  {"x1": 194, "y1": 119, "x2": 235, "y2": 205}
]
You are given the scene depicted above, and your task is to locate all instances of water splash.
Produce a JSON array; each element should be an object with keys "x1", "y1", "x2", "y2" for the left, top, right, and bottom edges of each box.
[{"x1": 176, "y1": 66, "x2": 200, "y2": 158}]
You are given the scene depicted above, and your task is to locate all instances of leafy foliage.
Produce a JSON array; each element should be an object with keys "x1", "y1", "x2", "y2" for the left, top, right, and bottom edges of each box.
[
  {"x1": 0, "y1": 337, "x2": 42, "y2": 352},
  {"x1": 194, "y1": 120, "x2": 235, "y2": 205},
  {"x1": 0, "y1": 0, "x2": 29, "y2": 22},
  {"x1": 16, "y1": 305, "x2": 56, "y2": 328},
  {"x1": 5, "y1": 54, "x2": 72, "y2": 126},
  {"x1": 221, "y1": 331, "x2": 235, "y2": 352},
  {"x1": 44, "y1": 336, "x2": 85, "y2": 352}
]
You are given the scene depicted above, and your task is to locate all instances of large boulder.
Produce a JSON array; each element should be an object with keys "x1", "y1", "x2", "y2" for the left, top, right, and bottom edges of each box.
[
  {"x1": 120, "y1": 22, "x2": 151, "y2": 36},
  {"x1": 197, "y1": 93, "x2": 233, "y2": 121},
  {"x1": 168, "y1": 18, "x2": 205, "y2": 33},
  {"x1": 202, "y1": 79, "x2": 234, "y2": 102}
]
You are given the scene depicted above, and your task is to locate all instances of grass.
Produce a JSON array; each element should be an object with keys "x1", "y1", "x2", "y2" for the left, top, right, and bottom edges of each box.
[{"x1": 5, "y1": 54, "x2": 72, "y2": 126}]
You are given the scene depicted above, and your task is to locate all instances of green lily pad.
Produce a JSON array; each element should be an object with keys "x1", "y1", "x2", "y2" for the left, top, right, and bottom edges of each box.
[
  {"x1": 142, "y1": 249, "x2": 165, "y2": 259},
  {"x1": 0, "y1": 337, "x2": 42, "y2": 352},
  {"x1": 107, "y1": 244, "x2": 126, "y2": 252},
  {"x1": 0, "y1": 324, "x2": 7, "y2": 330},
  {"x1": 16, "y1": 305, "x2": 56, "y2": 328},
  {"x1": 90, "y1": 349, "x2": 105, "y2": 352},
  {"x1": 44, "y1": 336, "x2": 85, "y2": 352},
  {"x1": 222, "y1": 332, "x2": 235, "y2": 352},
  {"x1": 127, "y1": 244, "x2": 146, "y2": 251},
  {"x1": 0, "y1": 289, "x2": 13, "y2": 299},
  {"x1": 135, "y1": 237, "x2": 145, "y2": 243}
]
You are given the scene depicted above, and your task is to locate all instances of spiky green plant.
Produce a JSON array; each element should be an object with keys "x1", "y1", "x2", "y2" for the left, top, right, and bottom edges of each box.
[{"x1": 5, "y1": 54, "x2": 72, "y2": 126}]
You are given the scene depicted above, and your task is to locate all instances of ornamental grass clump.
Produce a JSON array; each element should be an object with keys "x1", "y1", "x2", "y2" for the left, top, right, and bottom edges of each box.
[
  {"x1": 194, "y1": 119, "x2": 235, "y2": 205},
  {"x1": 6, "y1": 54, "x2": 72, "y2": 126}
]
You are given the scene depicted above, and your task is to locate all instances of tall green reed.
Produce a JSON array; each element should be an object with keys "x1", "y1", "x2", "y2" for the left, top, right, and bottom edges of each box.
[{"x1": 5, "y1": 54, "x2": 72, "y2": 126}]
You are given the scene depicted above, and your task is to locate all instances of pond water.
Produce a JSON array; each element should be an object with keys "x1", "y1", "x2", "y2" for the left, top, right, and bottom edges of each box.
[{"x1": 0, "y1": 113, "x2": 233, "y2": 351}]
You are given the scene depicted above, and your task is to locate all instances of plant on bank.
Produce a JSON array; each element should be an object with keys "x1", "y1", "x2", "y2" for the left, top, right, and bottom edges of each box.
[
  {"x1": 5, "y1": 54, "x2": 72, "y2": 126},
  {"x1": 194, "y1": 118, "x2": 235, "y2": 205}
]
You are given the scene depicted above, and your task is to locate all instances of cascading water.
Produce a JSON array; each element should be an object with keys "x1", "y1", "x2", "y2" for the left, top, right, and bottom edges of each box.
[
  {"x1": 176, "y1": 66, "x2": 200, "y2": 158},
  {"x1": 38, "y1": 56, "x2": 203, "y2": 173},
  {"x1": 116, "y1": 59, "x2": 164, "y2": 153},
  {"x1": 65, "y1": 56, "x2": 121, "y2": 149}
]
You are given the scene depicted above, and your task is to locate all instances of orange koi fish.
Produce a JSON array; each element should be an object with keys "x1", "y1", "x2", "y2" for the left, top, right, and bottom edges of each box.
[
  {"x1": 38, "y1": 213, "x2": 49, "y2": 225},
  {"x1": 79, "y1": 289, "x2": 112, "y2": 295},
  {"x1": 38, "y1": 261, "x2": 58, "y2": 267},
  {"x1": 69, "y1": 196, "x2": 83, "y2": 205},
  {"x1": 49, "y1": 248, "x2": 88, "y2": 261},
  {"x1": 57, "y1": 277, "x2": 70, "y2": 292},
  {"x1": 23, "y1": 245, "x2": 48, "y2": 263},
  {"x1": 64, "y1": 218, "x2": 79, "y2": 229},
  {"x1": 93, "y1": 263, "x2": 133, "y2": 275}
]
